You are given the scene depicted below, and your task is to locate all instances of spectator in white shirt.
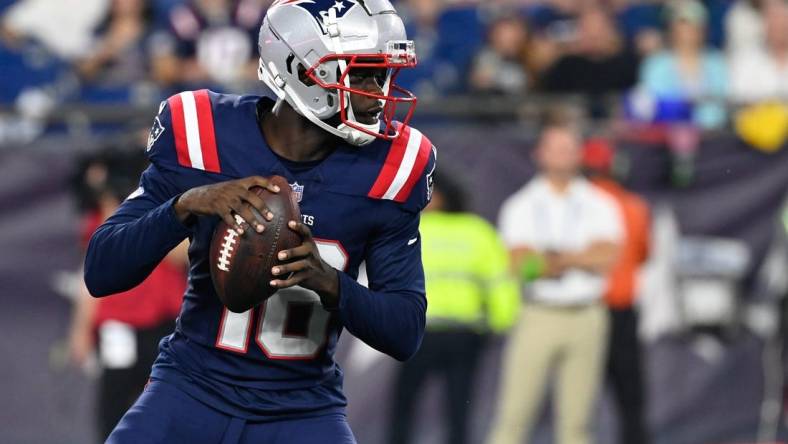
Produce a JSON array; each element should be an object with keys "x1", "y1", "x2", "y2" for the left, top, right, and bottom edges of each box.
[
  {"x1": 725, "y1": 0, "x2": 767, "y2": 55},
  {"x1": 486, "y1": 115, "x2": 623, "y2": 444},
  {"x1": 730, "y1": 0, "x2": 788, "y2": 103},
  {"x1": 0, "y1": 0, "x2": 107, "y2": 60}
]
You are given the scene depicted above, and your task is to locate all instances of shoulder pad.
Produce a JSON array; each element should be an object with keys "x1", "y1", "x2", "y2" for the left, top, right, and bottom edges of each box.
[
  {"x1": 367, "y1": 123, "x2": 437, "y2": 212},
  {"x1": 146, "y1": 89, "x2": 222, "y2": 174}
]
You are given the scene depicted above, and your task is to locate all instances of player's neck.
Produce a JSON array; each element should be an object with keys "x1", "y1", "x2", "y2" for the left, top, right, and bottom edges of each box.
[{"x1": 260, "y1": 102, "x2": 337, "y2": 162}]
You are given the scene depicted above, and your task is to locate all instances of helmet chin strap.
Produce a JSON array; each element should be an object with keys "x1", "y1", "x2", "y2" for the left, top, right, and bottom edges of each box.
[{"x1": 337, "y1": 120, "x2": 379, "y2": 146}]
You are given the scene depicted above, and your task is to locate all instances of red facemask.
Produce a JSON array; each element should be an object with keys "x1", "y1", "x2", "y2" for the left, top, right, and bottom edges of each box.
[{"x1": 305, "y1": 42, "x2": 418, "y2": 141}]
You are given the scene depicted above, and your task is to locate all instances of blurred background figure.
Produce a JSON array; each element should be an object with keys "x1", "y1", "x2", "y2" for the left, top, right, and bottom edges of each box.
[
  {"x1": 74, "y1": 0, "x2": 157, "y2": 102},
  {"x1": 388, "y1": 169, "x2": 520, "y2": 444},
  {"x1": 583, "y1": 137, "x2": 652, "y2": 444},
  {"x1": 725, "y1": 0, "x2": 768, "y2": 55},
  {"x1": 150, "y1": 0, "x2": 265, "y2": 92},
  {"x1": 67, "y1": 149, "x2": 187, "y2": 442},
  {"x1": 0, "y1": 0, "x2": 106, "y2": 60},
  {"x1": 539, "y1": 6, "x2": 639, "y2": 117},
  {"x1": 469, "y1": 15, "x2": 530, "y2": 95},
  {"x1": 636, "y1": 0, "x2": 728, "y2": 129},
  {"x1": 730, "y1": 0, "x2": 788, "y2": 104},
  {"x1": 487, "y1": 110, "x2": 622, "y2": 444},
  {"x1": 395, "y1": 0, "x2": 484, "y2": 98}
]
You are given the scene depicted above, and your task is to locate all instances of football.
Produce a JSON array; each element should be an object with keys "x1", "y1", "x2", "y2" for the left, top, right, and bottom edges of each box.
[{"x1": 209, "y1": 176, "x2": 302, "y2": 313}]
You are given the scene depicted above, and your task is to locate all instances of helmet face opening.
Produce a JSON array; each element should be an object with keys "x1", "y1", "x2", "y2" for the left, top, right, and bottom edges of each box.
[
  {"x1": 259, "y1": 1, "x2": 417, "y2": 145},
  {"x1": 305, "y1": 45, "x2": 418, "y2": 141}
]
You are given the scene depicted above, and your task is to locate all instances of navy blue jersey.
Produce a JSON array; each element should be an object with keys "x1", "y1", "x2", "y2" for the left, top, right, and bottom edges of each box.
[{"x1": 84, "y1": 89, "x2": 436, "y2": 420}]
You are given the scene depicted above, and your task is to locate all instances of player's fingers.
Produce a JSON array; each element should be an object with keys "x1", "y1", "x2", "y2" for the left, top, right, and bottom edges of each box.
[
  {"x1": 239, "y1": 206, "x2": 264, "y2": 234},
  {"x1": 277, "y1": 244, "x2": 312, "y2": 261},
  {"x1": 287, "y1": 220, "x2": 312, "y2": 238},
  {"x1": 242, "y1": 191, "x2": 274, "y2": 223},
  {"x1": 247, "y1": 176, "x2": 280, "y2": 193},
  {"x1": 271, "y1": 260, "x2": 308, "y2": 276},
  {"x1": 228, "y1": 201, "x2": 253, "y2": 234},
  {"x1": 270, "y1": 272, "x2": 306, "y2": 289},
  {"x1": 220, "y1": 208, "x2": 243, "y2": 234}
]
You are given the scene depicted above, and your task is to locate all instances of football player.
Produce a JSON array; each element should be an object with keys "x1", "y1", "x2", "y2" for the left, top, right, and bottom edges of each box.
[{"x1": 84, "y1": 1, "x2": 436, "y2": 443}]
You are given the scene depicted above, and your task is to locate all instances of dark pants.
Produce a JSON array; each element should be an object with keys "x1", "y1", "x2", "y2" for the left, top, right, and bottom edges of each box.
[
  {"x1": 108, "y1": 379, "x2": 354, "y2": 444},
  {"x1": 388, "y1": 330, "x2": 485, "y2": 444},
  {"x1": 607, "y1": 307, "x2": 649, "y2": 444},
  {"x1": 97, "y1": 320, "x2": 175, "y2": 443}
]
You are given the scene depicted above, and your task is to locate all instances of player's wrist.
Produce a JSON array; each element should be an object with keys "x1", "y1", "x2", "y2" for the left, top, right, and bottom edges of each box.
[
  {"x1": 317, "y1": 268, "x2": 341, "y2": 310},
  {"x1": 173, "y1": 193, "x2": 196, "y2": 225}
]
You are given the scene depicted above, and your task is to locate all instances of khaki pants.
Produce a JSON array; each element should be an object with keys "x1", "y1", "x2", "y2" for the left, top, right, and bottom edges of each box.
[{"x1": 487, "y1": 303, "x2": 609, "y2": 444}]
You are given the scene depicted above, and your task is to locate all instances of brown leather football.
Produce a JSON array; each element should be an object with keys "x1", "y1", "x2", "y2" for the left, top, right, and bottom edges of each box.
[{"x1": 209, "y1": 175, "x2": 302, "y2": 313}]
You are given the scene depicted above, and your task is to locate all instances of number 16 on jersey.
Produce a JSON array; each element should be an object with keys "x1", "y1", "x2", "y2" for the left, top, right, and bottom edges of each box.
[{"x1": 215, "y1": 240, "x2": 348, "y2": 360}]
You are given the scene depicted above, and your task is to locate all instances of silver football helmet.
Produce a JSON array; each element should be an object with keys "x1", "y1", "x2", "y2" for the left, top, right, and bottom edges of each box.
[{"x1": 258, "y1": 0, "x2": 417, "y2": 146}]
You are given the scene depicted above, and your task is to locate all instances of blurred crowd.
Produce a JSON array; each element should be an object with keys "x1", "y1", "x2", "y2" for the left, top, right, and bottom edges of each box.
[{"x1": 1, "y1": 0, "x2": 788, "y2": 131}]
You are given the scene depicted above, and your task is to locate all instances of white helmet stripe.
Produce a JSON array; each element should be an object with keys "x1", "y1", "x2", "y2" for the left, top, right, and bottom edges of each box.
[{"x1": 326, "y1": 7, "x2": 357, "y2": 124}]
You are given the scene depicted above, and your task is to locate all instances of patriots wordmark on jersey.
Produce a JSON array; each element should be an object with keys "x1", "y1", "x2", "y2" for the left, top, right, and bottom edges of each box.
[{"x1": 84, "y1": 89, "x2": 436, "y2": 420}]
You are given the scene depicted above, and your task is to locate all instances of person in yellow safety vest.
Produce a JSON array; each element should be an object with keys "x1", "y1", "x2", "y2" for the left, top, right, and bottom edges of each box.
[{"x1": 387, "y1": 169, "x2": 521, "y2": 444}]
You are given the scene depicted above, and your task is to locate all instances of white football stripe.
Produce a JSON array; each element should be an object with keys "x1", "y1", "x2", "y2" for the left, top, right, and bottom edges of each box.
[
  {"x1": 382, "y1": 128, "x2": 423, "y2": 200},
  {"x1": 180, "y1": 91, "x2": 205, "y2": 170}
]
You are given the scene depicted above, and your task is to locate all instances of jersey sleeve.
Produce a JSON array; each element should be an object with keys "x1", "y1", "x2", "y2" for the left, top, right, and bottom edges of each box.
[
  {"x1": 366, "y1": 124, "x2": 437, "y2": 214},
  {"x1": 84, "y1": 162, "x2": 192, "y2": 297},
  {"x1": 404, "y1": 142, "x2": 436, "y2": 213},
  {"x1": 145, "y1": 99, "x2": 180, "y2": 170},
  {"x1": 334, "y1": 210, "x2": 427, "y2": 361},
  {"x1": 85, "y1": 100, "x2": 199, "y2": 297},
  {"x1": 146, "y1": 90, "x2": 222, "y2": 174}
]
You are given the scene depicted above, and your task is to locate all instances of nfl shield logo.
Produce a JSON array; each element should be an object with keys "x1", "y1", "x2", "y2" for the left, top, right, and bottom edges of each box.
[{"x1": 290, "y1": 182, "x2": 304, "y2": 203}]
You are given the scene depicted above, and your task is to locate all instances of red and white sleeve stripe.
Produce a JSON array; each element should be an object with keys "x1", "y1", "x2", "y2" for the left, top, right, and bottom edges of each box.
[
  {"x1": 368, "y1": 124, "x2": 433, "y2": 203},
  {"x1": 167, "y1": 89, "x2": 221, "y2": 173}
]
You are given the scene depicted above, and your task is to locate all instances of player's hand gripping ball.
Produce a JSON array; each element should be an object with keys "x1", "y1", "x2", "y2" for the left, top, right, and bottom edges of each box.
[{"x1": 209, "y1": 175, "x2": 302, "y2": 312}]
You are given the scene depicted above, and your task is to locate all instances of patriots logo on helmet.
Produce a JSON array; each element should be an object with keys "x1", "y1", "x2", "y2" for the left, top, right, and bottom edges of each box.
[{"x1": 272, "y1": 0, "x2": 358, "y2": 34}]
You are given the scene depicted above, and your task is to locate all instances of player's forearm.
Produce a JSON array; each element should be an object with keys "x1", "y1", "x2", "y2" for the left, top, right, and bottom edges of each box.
[
  {"x1": 84, "y1": 197, "x2": 190, "y2": 297},
  {"x1": 335, "y1": 272, "x2": 426, "y2": 361}
]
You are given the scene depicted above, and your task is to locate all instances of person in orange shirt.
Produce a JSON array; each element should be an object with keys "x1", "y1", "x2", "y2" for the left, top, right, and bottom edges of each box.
[{"x1": 583, "y1": 138, "x2": 651, "y2": 444}]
